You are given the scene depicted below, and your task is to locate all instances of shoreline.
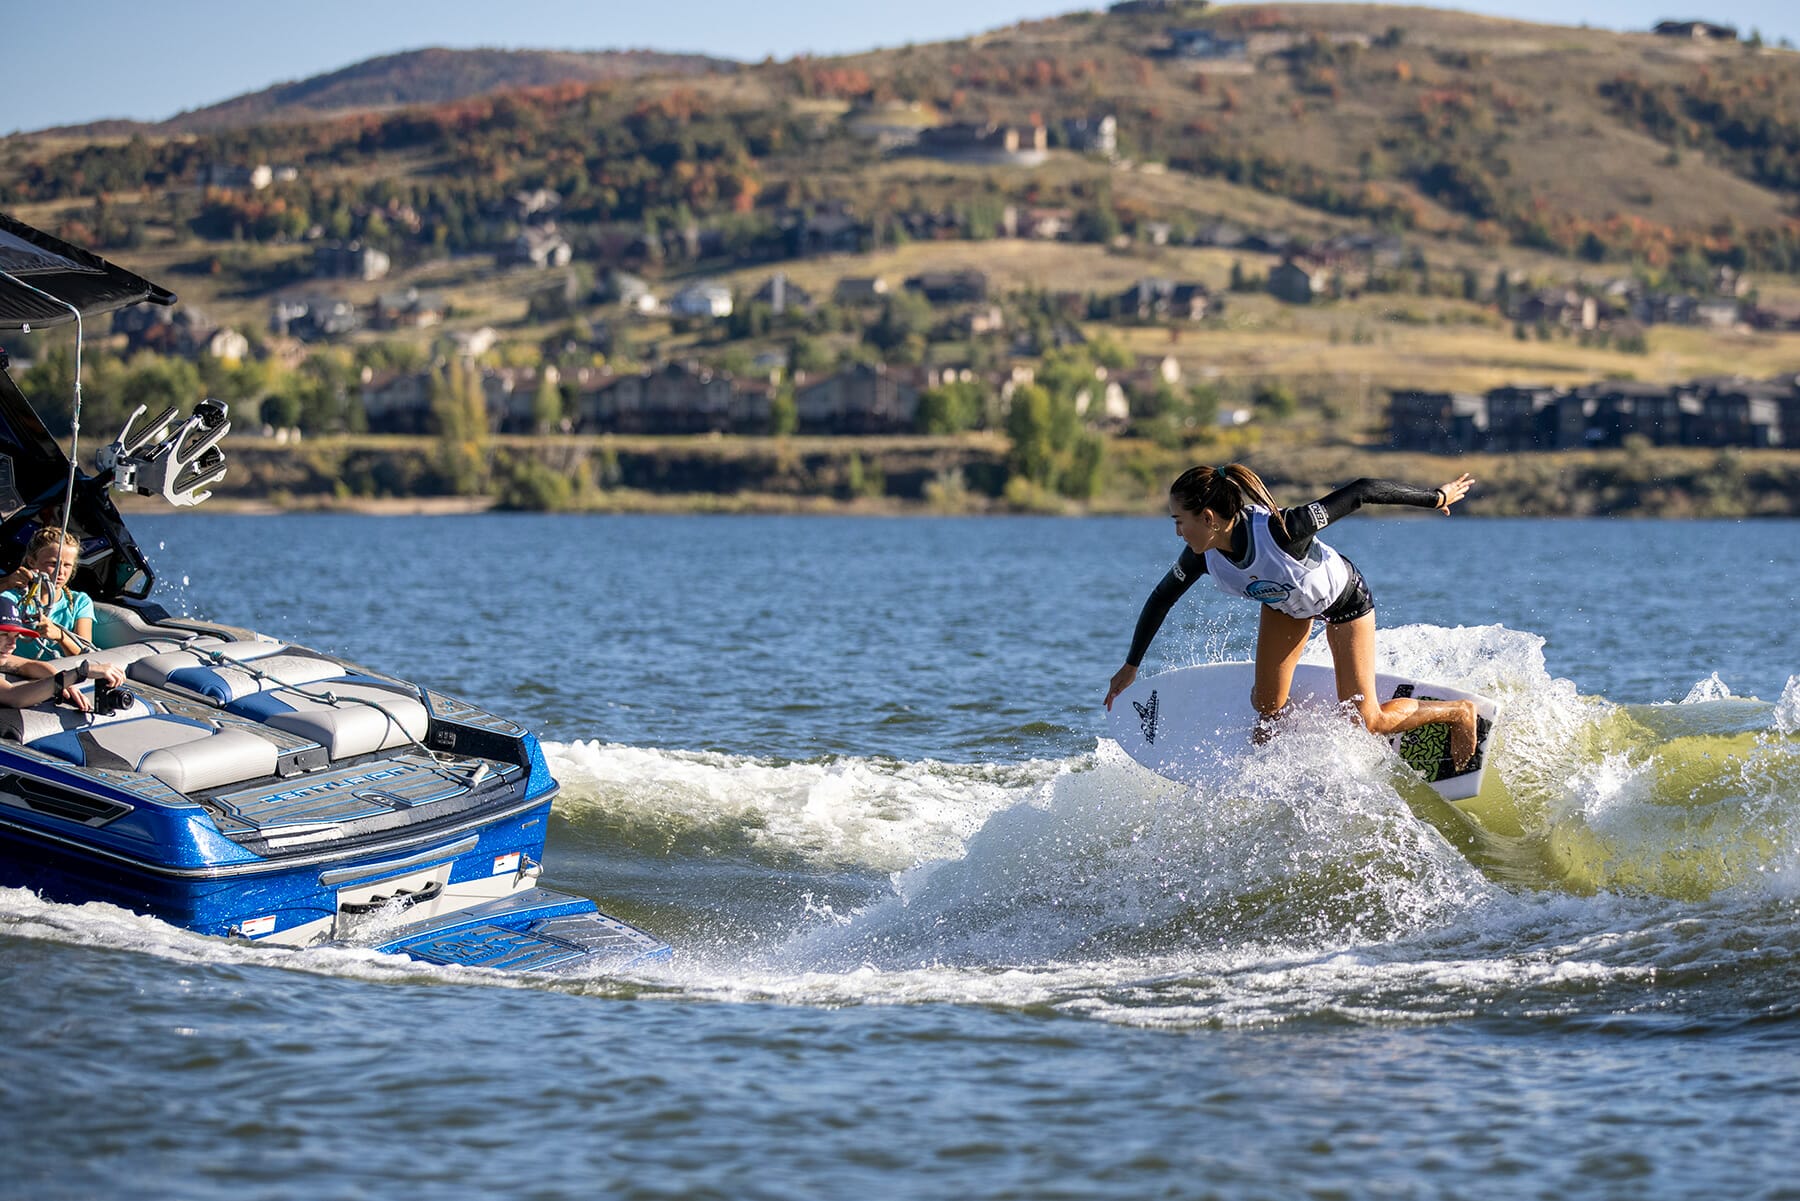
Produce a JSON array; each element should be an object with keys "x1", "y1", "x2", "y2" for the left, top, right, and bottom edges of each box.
[
  {"x1": 106, "y1": 437, "x2": 1800, "y2": 519},
  {"x1": 116, "y1": 495, "x2": 1800, "y2": 519}
]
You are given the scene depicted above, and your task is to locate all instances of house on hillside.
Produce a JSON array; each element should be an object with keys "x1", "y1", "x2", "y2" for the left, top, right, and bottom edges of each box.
[
  {"x1": 1061, "y1": 115, "x2": 1118, "y2": 156},
  {"x1": 580, "y1": 361, "x2": 743, "y2": 434},
  {"x1": 796, "y1": 363, "x2": 920, "y2": 434},
  {"x1": 1116, "y1": 278, "x2": 1211, "y2": 321},
  {"x1": 204, "y1": 327, "x2": 250, "y2": 363},
  {"x1": 1514, "y1": 288, "x2": 1597, "y2": 331},
  {"x1": 511, "y1": 226, "x2": 573, "y2": 270},
  {"x1": 360, "y1": 369, "x2": 434, "y2": 435},
  {"x1": 1168, "y1": 28, "x2": 1248, "y2": 59},
  {"x1": 1580, "y1": 380, "x2": 1702, "y2": 447},
  {"x1": 1483, "y1": 385, "x2": 1562, "y2": 450},
  {"x1": 754, "y1": 273, "x2": 814, "y2": 316},
  {"x1": 372, "y1": 287, "x2": 445, "y2": 330},
  {"x1": 1692, "y1": 297, "x2": 1741, "y2": 329},
  {"x1": 268, "y1": 295, "x2": 359, "y2": 340},
  {"x1": 1696, "y1": 378, "x2": 1784, "y2": 446},
  {"x1": 1002, "y1": 205, "x2": 1075, "y2": 240},
  {"x1": 915, "y1": 123, "x2": 1048, "y2": 166},
  {"x1": 1652, "y1": 19, "x2": 1738, "y2": 40},
  {"x1": 1267, "y1": 256, "x2": 1329, "y2": 304},
  {"x1": 204, "y1": 163, "x2": 273, "y2": 191},
  {"x1": 1073, "y1": 369, "x2": 1131, "y2": 429},
  {"x1": 598, "y1": 270, "x2": 659, "y2": 314},
  {"x1": 833, "y1": 276, "x2": 890, "y2": 306},
  {"x1": 1389, "y1": 390, "x2": 1487, "y2": 452},
  {"x1": 785, "y1": 202, "x2": 867, "y2": 257},
  {"x1": 313, "y1": 241, "x2": 389, "y2": 281},
  {"x1": 905, "y1": 270, "x2": 989, "y2": 304},
  {"x1": 670, "y1": 282, "x2": 734, "y2": 320}
]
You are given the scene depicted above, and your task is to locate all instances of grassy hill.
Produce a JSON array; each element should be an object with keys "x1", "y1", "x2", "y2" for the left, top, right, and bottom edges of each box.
[
  {"x1": 2, "y1": 3, "x2": 1796, "y2": 518},
  {"x1": 37, "y1": 47, "x2": 740, "y2": 137},
  {"x1": 9, "y1": 5, "x2": 1798, "y2": 257}
]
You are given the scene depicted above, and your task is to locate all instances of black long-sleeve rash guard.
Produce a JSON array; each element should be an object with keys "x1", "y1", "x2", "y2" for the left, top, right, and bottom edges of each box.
[{"x1": 1124, "y1": 477, "x2": 1443, "y2": 666}]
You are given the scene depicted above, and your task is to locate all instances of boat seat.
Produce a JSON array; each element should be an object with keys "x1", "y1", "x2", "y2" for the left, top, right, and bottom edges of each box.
[
  {"x1": 128, "y1": 641, "x2": 338, "y2": 698},
  {"x1": 91, "y1": 603, "x2": 192, "y2": 650},
  {"x1": 44, "y1": 634, "x2": 229, "y2": 673},
  {"x1": 224, "y1": 676, "x2": 430, "y2": 760},
  {"x1": 31, "y1": 714, "x2": 280, "y2": 794},
  {"x1": 0, "y1": 681, "x2": 158, "y2": 745}
]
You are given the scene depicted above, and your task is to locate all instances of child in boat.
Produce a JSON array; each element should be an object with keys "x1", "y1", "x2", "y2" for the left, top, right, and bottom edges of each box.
[
  {"x1": 0, "y1": 528, "x2": 95, "y2": 660},
  {"x1": 0, "y1": 595, "x2": 124, "y2": 711}
]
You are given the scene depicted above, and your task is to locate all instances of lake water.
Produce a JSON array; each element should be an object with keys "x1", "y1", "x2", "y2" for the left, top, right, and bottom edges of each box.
[{"x1": 5, "y1": 513, "x2": 1799, "y2": 1200}]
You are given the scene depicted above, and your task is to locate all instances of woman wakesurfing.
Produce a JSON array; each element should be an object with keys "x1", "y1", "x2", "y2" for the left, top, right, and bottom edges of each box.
[{"x1": 1104, "y1": 464, "x2": 1479, "y2": 767}]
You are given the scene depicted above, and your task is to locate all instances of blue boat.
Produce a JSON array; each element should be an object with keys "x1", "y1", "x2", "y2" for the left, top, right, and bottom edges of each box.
[{"x1": 0, "y1": 213, "x2": 666, "y2": 972}]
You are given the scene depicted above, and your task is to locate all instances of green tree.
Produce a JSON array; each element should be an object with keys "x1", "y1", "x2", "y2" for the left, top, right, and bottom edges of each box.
[
  {"x1": 915, "y1": 380, "x2": 985, "y2": 434},
  {"x1": 531, "y1": 371, "x2": 563, "y2": 434},
  {"x1": 770, "y1": 383, "x2": 798, "y2": 435}
]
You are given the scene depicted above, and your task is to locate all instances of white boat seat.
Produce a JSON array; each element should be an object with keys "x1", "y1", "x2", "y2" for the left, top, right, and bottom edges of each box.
[
  {"x1": 128, "y1": 641, "x2": 332, "y2": 696},
  {"x1": 224, "y1": 677, "x2": 430, "y2": 759},
  {"x1": 30, "y1": 714, "x2": 280, "y2": 793},
  {"x1": 44, "y1": 634, "x2": 227, "y2": 673},
  {"x1": 0, "y1": 683, "x2": 157, "y2": 744},
  {"x1": 90, "y1": 603, "x2": 198, "y2": 650}
]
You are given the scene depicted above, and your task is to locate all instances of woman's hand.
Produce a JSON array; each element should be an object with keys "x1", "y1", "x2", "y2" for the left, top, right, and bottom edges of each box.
[
  {"x1": 1434, "y1": 473, "x2": 1475, "y2": 514},
  {"x1": 1105, "y1": 663, "x2": 1138, "y2": 711}
]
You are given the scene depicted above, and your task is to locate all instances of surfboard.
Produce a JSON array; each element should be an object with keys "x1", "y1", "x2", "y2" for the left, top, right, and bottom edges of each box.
[{"x1": 1105, "y1": 662, "x2": 1500, "y2": 802}]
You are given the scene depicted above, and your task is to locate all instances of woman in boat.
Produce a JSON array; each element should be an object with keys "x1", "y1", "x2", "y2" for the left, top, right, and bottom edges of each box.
[
  {"x1": 0, "y1": 595, "x2": 124, "y2": 711},
  {"x1": 1103, "y1": 463, "x2": 1480, "y2": 766},
  {"x1": 0, "y1": 528, "x2": 95, "y2": 660}
]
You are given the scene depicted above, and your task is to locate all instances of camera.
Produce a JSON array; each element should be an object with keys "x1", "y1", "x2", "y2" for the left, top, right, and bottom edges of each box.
[{"x1": 92, "y1": 679, "x2": 136, "y2": 717}]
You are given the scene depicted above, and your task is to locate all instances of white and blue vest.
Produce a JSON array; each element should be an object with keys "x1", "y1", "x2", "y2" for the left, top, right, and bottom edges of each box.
[{"x1": 1204, "y1": 505, "x2": 1349, "y2": 620}]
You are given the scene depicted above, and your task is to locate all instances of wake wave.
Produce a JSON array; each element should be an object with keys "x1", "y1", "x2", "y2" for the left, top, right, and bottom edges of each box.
[{"x1": 2, "y1": 623, "x2": 1796, "y2": 1025}]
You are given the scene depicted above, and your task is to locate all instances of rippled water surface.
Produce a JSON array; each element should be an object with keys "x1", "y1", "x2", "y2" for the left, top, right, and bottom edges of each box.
[{"x1": 5, "y1": 514, "x2": 1799, "y2": 1200}]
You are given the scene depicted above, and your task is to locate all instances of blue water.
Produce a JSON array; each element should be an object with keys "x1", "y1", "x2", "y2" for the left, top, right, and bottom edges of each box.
[{"x1": 5, "y1": 514, "x2": 1799, "y2": 1200}]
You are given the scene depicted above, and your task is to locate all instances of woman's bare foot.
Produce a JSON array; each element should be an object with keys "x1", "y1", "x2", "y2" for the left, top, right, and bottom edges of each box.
[{"x1": 1450, "y1": 701, "x2": 1478, "y2": 770}]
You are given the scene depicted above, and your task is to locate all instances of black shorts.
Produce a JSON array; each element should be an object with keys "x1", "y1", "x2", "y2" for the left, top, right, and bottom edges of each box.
[{"x1": 1320, "y1": 559, "x2": 1374, "y2": 625}]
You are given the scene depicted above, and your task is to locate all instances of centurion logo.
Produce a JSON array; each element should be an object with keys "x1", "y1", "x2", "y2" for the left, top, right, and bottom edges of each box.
[{"x1": 254, "y1": 766, "x2": 416, "y2": 806}]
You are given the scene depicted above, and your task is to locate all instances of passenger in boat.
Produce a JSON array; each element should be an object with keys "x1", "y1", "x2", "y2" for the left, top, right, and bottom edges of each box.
[
  {"x1": 0, "y1": 596, "x2": 125, "y2": 711},
  {"x1": 0, "y1": 528, "x2": 95, "y2": 660},
  {"x1": 1104, "y1": 463, "x2": 1480, "y2": 768}
]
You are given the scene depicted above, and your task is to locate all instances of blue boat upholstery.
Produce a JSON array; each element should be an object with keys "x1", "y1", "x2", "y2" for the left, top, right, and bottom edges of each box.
[
  {"x1": 225, "y1": 676, "x2": 430, "y2": 759},
  {"x1": 128, "y1": 641, "x2": 322, "y2": 694},
  {"x1": 31, "y1": 714, "x2": 281, "y2": 793},
  {"x1": 161, "y1": 652, "x2": 346, "y2": 704}
]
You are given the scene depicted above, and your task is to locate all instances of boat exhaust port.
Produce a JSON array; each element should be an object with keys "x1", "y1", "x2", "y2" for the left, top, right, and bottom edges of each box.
[{"x1": 338, "y1": 878, "x2": 445, "y2": 916}]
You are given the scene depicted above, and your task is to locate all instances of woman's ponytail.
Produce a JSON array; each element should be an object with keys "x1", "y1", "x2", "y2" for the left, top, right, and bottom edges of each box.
[{"x1": 1169, "y1": 462, "x2": 1287, "y2": 539}]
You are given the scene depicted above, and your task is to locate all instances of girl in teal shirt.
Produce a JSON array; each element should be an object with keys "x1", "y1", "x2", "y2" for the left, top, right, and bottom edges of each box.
[{"x1": 0, "y1": 528, "x2": 96, "y2": 660}]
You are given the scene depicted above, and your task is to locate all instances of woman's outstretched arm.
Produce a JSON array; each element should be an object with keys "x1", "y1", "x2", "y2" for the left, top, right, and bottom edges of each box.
[
  {"x1": 1279, "y1": 473, "x2": 1475, "y2": 556},
  {"x1": 1106, "y1": 548, "x2": 1205, "y2": 709}
]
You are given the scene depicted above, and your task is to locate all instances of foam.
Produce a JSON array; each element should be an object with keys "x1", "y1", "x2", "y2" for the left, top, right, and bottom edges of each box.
[{"x1": 545, "y1": 740, "x2": 1059, "y2": 873}]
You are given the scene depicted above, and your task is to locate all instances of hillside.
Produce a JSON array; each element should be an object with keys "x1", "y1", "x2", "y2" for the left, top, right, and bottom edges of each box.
[
  {"x1": 38, "y1": 47, "x2": 739, "y2": 137},
  {"x1": 8, "y1": 5, "x2": 1797, "y2": 266},
  {"x1": 1, "y1": 2, "x2": 1796, "y2": 521}
]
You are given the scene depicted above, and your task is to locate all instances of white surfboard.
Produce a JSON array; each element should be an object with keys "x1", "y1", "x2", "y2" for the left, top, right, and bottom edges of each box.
[{"x1": 1106, "y1": 662, "x2": 1500, "y2": 802}]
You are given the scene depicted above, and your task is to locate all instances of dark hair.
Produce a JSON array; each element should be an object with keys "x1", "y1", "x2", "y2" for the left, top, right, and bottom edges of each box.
[{"x1": 1169, "y1": 463, "x2": 1288, "y2": 539}]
